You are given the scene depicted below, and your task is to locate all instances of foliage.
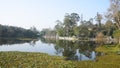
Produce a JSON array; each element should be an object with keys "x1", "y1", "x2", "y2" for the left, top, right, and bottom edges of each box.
[
  {"x1": 104, "y1": 20, "x2": 116, "y2": 36},
  {"x1": 106, "y1": 0, "x2": 120, "y2": 29},
  {"x1": 96, "y1": 44, "x2": 120, "y2": 53},
  {"x1": 0, "y1": 24, "x2": 39, "y2": 38},
  {"x1": 41, "y1": 10, "x2": 119, "y2": 40},
  {"x1": 95, "y1": 12, "x2": 102, "y2": 29},
  {"x1": 40, "y1": 0, "x2": 120, "y2": 44},
  {"x1": 113, "y1": 30, "x2": 120, "y2": 44},
  {"x1": 54, "y1": 20, "x2": 65, "y2": 36},
  {"x1": 73, "y1": 26, "x2": 80, "y2": 36},
  {"x1": 40, "y1": 28, "x2": 56, "y2": 38},
  {"x1": 63, "y1": 13, "x2": 80, "y2": 36},
  {"x1": 42, "y1": 12, "x2": 117, "y2": 39},
  {"x1": 0, "y1": 52, "x2": 75, "y2": 68},
  {"x1": 0, "y1": 38, "x2": 35, "y2": 45},
  {"x1": 0, "y1": 52, "x2": 120, "y2": 68},
  {"x1": 113, "y1": 30, "x2": 120, "y2": 37}
]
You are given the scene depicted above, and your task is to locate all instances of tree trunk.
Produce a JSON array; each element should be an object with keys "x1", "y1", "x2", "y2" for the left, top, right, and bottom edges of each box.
[{"x1": 117, "y1": 16, "x2": 120, "y2": 29}]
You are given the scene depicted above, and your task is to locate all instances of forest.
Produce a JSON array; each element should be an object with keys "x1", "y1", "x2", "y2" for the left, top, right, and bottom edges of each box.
[
  {"x1": 40, "y1": 0, "x2": 120, "y2": 44},
  {"x1": 0, "y1": 24, "x2": 39, "y2": 38}
]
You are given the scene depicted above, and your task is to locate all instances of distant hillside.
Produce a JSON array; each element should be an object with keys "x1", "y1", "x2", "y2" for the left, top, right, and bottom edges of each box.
[{"x1": 0, "y1": 24, "x2": 39, "y2": 38}]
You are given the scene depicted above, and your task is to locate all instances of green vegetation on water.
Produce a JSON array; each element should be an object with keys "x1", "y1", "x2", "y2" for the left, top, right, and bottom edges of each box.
[{"x1": 0, "y1": 51, "x2": 120, "y2": 68}]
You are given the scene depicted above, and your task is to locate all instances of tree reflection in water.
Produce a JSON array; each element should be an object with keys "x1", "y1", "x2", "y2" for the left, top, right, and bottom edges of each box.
[
  {"x1": 0, "y1": 38, "x2": 37, "y2": 46},
  {"x1": 41, "y1": 38, "x2": 97, "y2": 61},
  {"x1": 0, "y1": 38, "x2": 98, "y2": 61}
]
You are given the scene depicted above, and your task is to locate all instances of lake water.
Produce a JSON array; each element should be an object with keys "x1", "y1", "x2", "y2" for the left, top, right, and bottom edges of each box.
[{"x1": 0, "y1": 38, "x2": 98, "y2": 61}]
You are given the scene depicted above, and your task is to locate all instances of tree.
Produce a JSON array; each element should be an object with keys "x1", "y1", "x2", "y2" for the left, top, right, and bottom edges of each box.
[
  {"x1": 63, "y1": 13, "x2": 80, "y2": 36},
  {"x1": 0, "y1": 24, "x2": 39, "y2": 38},
  {"x1": 106, "y1": 0, "x2": 120, "y2": 29},
  {"x1": 114, "y1": 11, "x2": 120, "y2": 29},
  {"x1": 30, "y1": 26, "x2": 39, "y2": 34},
  {"x1": 54, "y1": 20, "x2": 65, "y2": 36},
  {"x1": 78, "y1": 19, "x2": 95, "y2": 38},
  {"x1": 70, "y1": 13, "x2": 80, "y2": 25},
  {"x1": 104, "y1": 20, "x2": 116, "y2": 36},
  {"x1": 95, "y1": 12, "x2": 102, "y2": 29},
  {"x1": 73, "y1": 26, "x2": 80, "y2": 37}
]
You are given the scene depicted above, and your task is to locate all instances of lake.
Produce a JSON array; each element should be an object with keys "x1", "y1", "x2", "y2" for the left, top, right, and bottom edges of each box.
[{"x1": 0, "y1": 38, "x2": 100, "y2": 61}]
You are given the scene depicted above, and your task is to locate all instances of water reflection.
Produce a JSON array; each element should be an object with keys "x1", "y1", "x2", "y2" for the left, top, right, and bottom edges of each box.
[
  {"x1": 41, "y1": 38, "x2": 97, "y2": 61},
  {"x1": 29, "y1": 40, "x2": 37, "y2": 46},
  {"x1": 0, "y1": 38, "x2": 36, "y2": 46},
  {"x1": 0, "y1": 38, "x2": 97, "y2": 61}
]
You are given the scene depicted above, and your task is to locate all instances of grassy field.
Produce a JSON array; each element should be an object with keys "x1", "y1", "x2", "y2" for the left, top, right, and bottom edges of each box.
[
  {"x1": 0, "y1": 51, "x2": 120, "y2": 68},
  {"x1": 96, "y1": 44, "x2": 120, "y2": 54}
]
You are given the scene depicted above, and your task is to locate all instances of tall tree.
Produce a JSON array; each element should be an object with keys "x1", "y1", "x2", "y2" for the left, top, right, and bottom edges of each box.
[
  {"x1": 70, "y1": 13, "x2": 80, "y2": 25},
  {"x1": 63, "y1": 13, "x2": 80, "y2": 36},
  {"x1": 95, "y1": 12, "x2": 102, "y2": 29},
  {"x1": 106, "y1": 0, "x2": 120, "y2": 29},
  {"x1": 104, "y1": 20, "x2": 116, "y2": 36},
  {"x1": 54, "y1": 20, "x2": 65, "y2": 36}
]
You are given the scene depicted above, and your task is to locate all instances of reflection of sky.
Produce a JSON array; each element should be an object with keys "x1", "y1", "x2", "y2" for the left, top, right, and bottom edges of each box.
[
  {"x1": 0, "y1": 40, "x2": 58, "y2": 56},
  {"x1": 0, "y1": 40, "x2": 96, "y2": 61}
]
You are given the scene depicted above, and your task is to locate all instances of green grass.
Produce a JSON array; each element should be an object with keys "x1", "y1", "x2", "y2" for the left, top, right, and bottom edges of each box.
[
  {"x1": 113, "y1": 30, "x2": 120, "y2": 37},
  {"x1": 0, "y1": 52, "x2": 75, "y2": 68},
  {"x1": 17, "y1": 38, "x2": 38, "y2": 41},
  {"x1": 0, "y1": 51, "x2": 120, "y2": 68},
  {"x1": 96, "y1": 45, "x2": 120, "y2": 53}
]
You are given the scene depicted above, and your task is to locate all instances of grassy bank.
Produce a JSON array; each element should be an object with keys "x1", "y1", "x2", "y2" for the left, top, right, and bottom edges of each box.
[
  {"x1": 96, "y1": 45, "x2": 120, "y2": 54},
  {"x1": 0, "y1": 51, "x2": 120, "y2": 68},
  {"x1": 17, "y1": 38, "x2": 38, "y2": 41}
]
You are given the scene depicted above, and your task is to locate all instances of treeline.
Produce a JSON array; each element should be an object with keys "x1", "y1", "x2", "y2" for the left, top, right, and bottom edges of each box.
[
  {"x1": 41, "y1": 13, "x2": 116, "y2": 38},
  {"x1": 40, "y1": 0, "x2": 120, "y2": 39},
  {"x1": 0, "y1": 24, "x2": 39, "y2": 38}
]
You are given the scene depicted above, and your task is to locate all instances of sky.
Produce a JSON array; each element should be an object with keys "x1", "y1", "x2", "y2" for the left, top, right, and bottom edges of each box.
[{"x1": 0, "y1": 0, "x2": 110, "y2": 31}]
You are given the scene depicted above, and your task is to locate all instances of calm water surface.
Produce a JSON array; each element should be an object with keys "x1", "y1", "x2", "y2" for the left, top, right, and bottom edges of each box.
[{"x1": 0, "y1": 38, "x2": 98, "y2": 61}]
